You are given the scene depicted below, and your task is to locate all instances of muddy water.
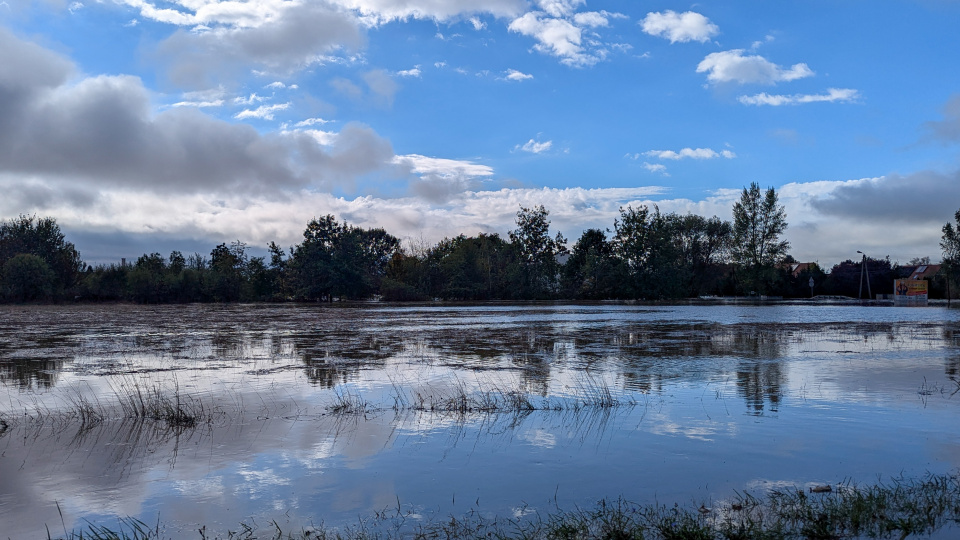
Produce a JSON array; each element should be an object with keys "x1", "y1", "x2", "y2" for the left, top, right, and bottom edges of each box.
[{"x1": 1, "y1": 303, "x2": 959, "y2": 537}]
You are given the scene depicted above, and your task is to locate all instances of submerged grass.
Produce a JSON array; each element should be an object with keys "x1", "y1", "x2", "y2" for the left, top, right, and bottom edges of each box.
[
  {"x1": 4, "y1": 379, "x2": 220, "y2": 432},
  {"x1": 384, "y1": 377, "x2": 635, "y2": 416},
  {"x1": 49, "y1": 473, "x2": 960, "y2": 540}
]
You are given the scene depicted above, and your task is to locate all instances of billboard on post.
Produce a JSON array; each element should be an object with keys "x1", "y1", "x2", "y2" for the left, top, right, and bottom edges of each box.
[{"x1": 894, "y1": 279, "x2": 928, "y2": 305}]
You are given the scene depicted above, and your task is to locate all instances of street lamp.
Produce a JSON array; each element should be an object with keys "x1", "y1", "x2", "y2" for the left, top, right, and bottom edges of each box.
[{"x1": 857, "y1": 250, "x2": 872, "y2": 300}]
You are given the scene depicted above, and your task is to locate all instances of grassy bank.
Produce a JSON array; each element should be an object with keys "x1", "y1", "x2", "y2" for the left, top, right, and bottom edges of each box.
[{"x1": 50, "y1": 473, "x2": 960, "y2": 540}]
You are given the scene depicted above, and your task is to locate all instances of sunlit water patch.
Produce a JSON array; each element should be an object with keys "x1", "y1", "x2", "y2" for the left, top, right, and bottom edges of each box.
[{"x1": 1, "y1": 303, "x2": 959, "y2": 537}]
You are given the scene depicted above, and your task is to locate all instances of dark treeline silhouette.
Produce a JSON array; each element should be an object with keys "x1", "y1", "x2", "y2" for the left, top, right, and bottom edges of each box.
[{"x1": 3, "y1": 186, "x2": 959, "y2": 303}]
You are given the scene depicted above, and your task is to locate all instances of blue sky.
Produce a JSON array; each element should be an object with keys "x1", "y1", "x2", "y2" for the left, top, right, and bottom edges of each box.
[{"x1": 2, "y1": 0, "x2": 959, "y2": 266}]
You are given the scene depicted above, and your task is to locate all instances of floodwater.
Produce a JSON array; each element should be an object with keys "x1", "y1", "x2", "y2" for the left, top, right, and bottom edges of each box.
[{"x1": 1, "y1": 303, "x2": 959, "y2": 538}]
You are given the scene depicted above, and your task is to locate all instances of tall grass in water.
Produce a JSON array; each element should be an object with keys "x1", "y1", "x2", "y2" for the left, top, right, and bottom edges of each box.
[
  {"x1": 49, "y1": 473, "x2": 960, "y2": 539},
  {"x1": 110, "y1": 378, "x2": 207, "y2": 428},
  {"x1": 379, "y1": 378, "x2": 625, "y2": 416}
]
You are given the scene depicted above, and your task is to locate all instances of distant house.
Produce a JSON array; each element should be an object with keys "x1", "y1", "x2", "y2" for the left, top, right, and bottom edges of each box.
[
  {"x1": 787, "y1": 262, "x2": 815, "y2": 278},
  {"x1": 905, "y1": 264, "x2": 941, "y2": 281}
]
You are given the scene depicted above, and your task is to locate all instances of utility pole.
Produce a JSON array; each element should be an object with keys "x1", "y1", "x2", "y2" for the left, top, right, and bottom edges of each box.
[{"x1": 857, "y1": 251, "x2": 872, "y2": 300}]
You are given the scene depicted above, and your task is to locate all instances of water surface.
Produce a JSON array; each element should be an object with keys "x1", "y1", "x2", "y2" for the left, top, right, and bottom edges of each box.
[{"x1": 1, "y1": 303, "x2": 958, "y2": 537}]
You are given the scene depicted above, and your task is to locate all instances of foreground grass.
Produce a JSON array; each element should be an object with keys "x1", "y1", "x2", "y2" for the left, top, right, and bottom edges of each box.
[{"x1": 52, "y1": 473, "x2": 960, "y2": 540}]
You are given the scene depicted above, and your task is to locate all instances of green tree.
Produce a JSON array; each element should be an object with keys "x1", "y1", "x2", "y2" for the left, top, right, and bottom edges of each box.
[
  {"x1": 941, "y1": 209, "x2": 960, "y2": 302},
  {"x1": 426, "y1": 233, "x2": 519, "y2": 300},
  {"x1": 561, "y1": 229, "x2": 625, "y2": 299},
  {"x1": 207, "y1": 241, "x2": 248, "y2": 301},
  {"x1": 509, "y1": 205, "x2": 567, "y2": 298},
  {"x1": 2, "y1": 253, "x2": 56, "y2": 302},
  {"x1": 0, "y1": 215, "x2": 83, "y2": 299},
  {"x1": 674, "y1": 214, "x2": 732, "y2": 297},
  {"x1": 290, "y1": 216, "x2": 400, "y2": 301},
  {"x1": 128, "y1": 252, "x2": 168, "y2": 303},
  {"x1": 731, "y1": 183, "x2": 789, "y2": 294},
  {"x1": 613, "y1": 205, "x2": 688, "y2": 299},
  {"x1": 613, "y1": 205, "x2": 658, "y2": 298},
  {"x1": 267, "y1": 241, "x2": 290, "y2": 300}
]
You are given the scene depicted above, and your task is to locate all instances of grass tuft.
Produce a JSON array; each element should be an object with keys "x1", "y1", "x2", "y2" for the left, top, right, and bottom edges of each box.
[{"x1": 55, "y1": 473, "x2": 960, "y2": 539}]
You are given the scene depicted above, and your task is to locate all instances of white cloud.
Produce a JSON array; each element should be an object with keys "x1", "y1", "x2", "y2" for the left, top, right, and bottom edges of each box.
[
  {"x1": 0, "y1": 28, "x2": 404, "y2": 203},
  {"x1": 329, "y1": 0, "x2": 525, "y2": 24},
  {"x1": 506, "y1": 4, "x2": 627, "y2": 67},
  {"x1": 234, "y1": 102, "x2": 290, "y2": 120},
  {"x1": 434, "y1": 61, "x2": 447, "y2": 68},
  {"x1": 642, "y1": 162, "x2": 668, "y2": 175},
  {"x1": 641, "y1": 10, "x2": 718, "y2": 43},
  {"x1": 171, "y1": 99, "x2": 224, "y2": 108},
  {"x1": 739, "y1": 88, "x2": 860, "y2": 106},
  {"x1": 697, "y1": 50, "x2": 814, "y2": 85},
  {"x1": 68, "y1": 1, "x2": 83, "y2": 13},
  {"x1": 643, "y1": 148, "x2": 736, "y2": 160},
  {"x1": 393, "y1": 154, "x2": 494, "y2": 178},
  {"x1": 153, "y1": 2, "x2": 364, "y2": 89},
  {"x1": 397, "y1": 66, "x2": 422, "y2": 77},
  {"x1": 504, "y1": 69, "x2": 533, "y2": 81},
  {"x1": 536, "y1": 0, "x2": 585, "y2": 18},
  {"x1": 297, "y1": 129, "x2": 339, "y2": 146},
  {"x1": 233, "y1": 92, "x2": 267, "y2": 105},
  {"x1": 572, "y1": 11, "x2": 609, "y2": 28},
  {"x1": 15, "y1": 170, "x2": 954, "y2": 267},
  {"x1": 295, "y1": 117, "x2": 332, "y2": 127},
  {"x1": 20, "y1": 186, "x2": 666, "y2": 255},
  {"x1": 750, "y1": 35, "x2": 775, "y2": 51},
  {"x1": 393, "y1": 154, "x2": 496, "y2": 203},
  {"x1": 509, "y1": 13, "x2": 583, "y2": 63},
  {"x1": 518, "y1": 139, "x2": 553, "y2": 153},
  {"x1": 265, "y1": 81, "x2": 297, "y2": 89},
  {"x1": 469, "y1": 16, "x2": 486, "y2": 30}
]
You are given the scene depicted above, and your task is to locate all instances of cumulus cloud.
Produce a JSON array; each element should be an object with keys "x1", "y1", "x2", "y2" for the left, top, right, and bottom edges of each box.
[
  {"x1": 924, "y1": 94, "x2": 960, "y2": 143},
  {"x1": 640, "y1": 10, "x2": 719, "y2": 43},
  {"x1": 739, "y1": 88, "x2": 860, "y2": 106},
  {"x1": 234, "y1": 102, "x2": 290, "y2": 120},
  {"x1": 0, "y1": 27, "x2": 402, "y2": 199},
  {"x1": 394, "y1": 154, "x2": 494, "y2": 179},
  {"x1": 509, "y1": 13, "x2": 588, "y2": 65},
  {"x1": 171, "y1": 98, "x2": 224, "y2": 108},
  {"x1": 536, "y1": 0, "x2": 585, "y2": 18},
  {"x1": 154, "y1": 2, "x2": 364, "y2": 89},
  {"x1": 508, "y1": 4, "x2": 621, "y2": 67},
  {"x1": 233, "y1": 92, "x2": 268, "y2": 105},
  {"x1": 809, "y1": 171, "x2": 960, "y2": 225},
  {"x1": 10, "y1": 185, "x2": 669, "y2": 260},
  {"x1": 265, "y1": 81, "x2": 297, "y2": 89},
  {"x1": 697, "y1": 50, "x2": 814, "y2": 85},
  {"x1": 517, "y1": 139, "x2": 553, "y2": 153},
  {"x1": 503, "y1": 69, "x2": 533, "y2": 81},
  {"x1": 643, "y1": 148, "x2": 736, "y2": 160},
  {"x1": 642, "y1": 162, "x2": 668, "y2": 175},
  {"x1": 572, "y1": 11, "x2": 608, "y2": 28},
  {"x1": 396, "y1": 66, "x2": 421, "y2": 77},
  {"x1": 294, "y1": 117, "x2": 333, "y2": 127},
  {"x1": 330, "y1": 0, "x2": 525, "y2": 23}
]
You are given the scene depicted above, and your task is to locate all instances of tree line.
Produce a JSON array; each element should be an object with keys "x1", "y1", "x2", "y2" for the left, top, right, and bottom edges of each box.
[{"x1": 3, "y1": 183, "x2": 959, "y2": 303}]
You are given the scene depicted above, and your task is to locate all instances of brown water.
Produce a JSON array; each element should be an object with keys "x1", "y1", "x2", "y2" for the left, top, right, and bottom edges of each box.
[{"x1": 1, "y1": 303, "x2": 959, "y2": 537}]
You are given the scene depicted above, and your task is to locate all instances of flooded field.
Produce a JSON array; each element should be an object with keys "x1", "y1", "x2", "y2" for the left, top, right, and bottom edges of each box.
[{"x1": 1, "y1": 303, "x2": 959, "y2": 538}]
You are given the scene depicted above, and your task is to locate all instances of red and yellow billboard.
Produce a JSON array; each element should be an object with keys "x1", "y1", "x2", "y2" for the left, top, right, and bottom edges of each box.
[{"x1": 894, "y1": 279, "x2": 928, "y2": 305}]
